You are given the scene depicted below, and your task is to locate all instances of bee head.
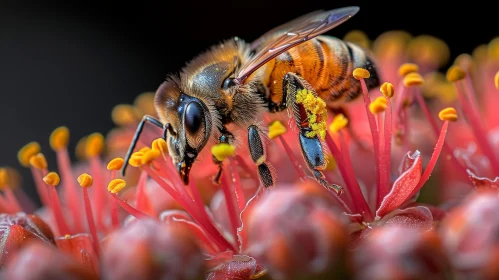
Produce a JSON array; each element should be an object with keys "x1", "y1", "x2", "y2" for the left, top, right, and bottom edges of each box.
[{"x1": 154, "y1": 77, "x2": 213, "y2": 184}]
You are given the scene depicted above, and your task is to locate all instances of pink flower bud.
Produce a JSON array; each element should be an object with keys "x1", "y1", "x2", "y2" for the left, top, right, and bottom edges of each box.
[
  {"x1": 245, "y1": 184, "x2": 349, "y2": 280},
  {"x1": 102, "y1": 219, "x2": 205, "y2": 280}
]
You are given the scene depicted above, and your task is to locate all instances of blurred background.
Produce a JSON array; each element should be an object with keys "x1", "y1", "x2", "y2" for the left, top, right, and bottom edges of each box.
[{"x1": 0, "y1": 0, "x2": 495, "y2": 203}]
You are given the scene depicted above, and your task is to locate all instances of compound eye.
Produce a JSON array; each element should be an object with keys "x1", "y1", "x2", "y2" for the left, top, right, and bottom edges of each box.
[{"x1": 183, "y1": 102, "x2": 206, "y2": 148}]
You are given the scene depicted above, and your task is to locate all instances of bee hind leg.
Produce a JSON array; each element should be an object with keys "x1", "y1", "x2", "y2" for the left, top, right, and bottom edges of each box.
[{"x1": 282, "y1": 72, "x2": 344, "y2": 195}]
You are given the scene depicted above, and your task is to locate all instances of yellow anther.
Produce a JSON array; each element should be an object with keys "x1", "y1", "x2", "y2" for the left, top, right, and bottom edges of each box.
[
  {"x1": 380, "y1": 82, "x2": 394, "y2": 98},
  {"x1": 111, "y1": 104, "x2": 141, "y2": 126},
  {"x1": 129, "y1": 152, "x2": 145, "y2": 167},
  {"x1": 353, "y1": 68, "x2": 370, "y2": 80},
  {"x1": 0, "y1": 168, "x2": 9, "y2": 190},
  {"x1": 494, "y1": 71, "x2": 499, "y2": 90},
  {"x1": 408, "y1": 35, "x2": 450, "y2": 68},
  {"x1": 85, "y1": 133, "x2": 105, "y2": 158},
  {"x1": 152, "y1": 138, "x2": 168, "y2": 154},
  {"x1": 488, "y1": 37, "x2": 499, "y2": 61},
  {"x1": 329, "y1": 114, "x2": 349, "y2": 133},
  {"x1": 133, "y1": 92, "x2": 156, "y2": 116},
  {"x1": 343, "y1": 30, "x2": 370, "y2": 50},
  {"x1": 295, "y1": 89, "x2": 328, "y2": 140},
  {"x1": 446, "y1": 65, "x2": 466, "y2": 82},
  {"x1": 107, "y1": 158, "x2": 125, "y2": 171},
  {"x1": 268, "y1": 120, "x2": 287, "y2": 139},
  {"x1": 29, "y1": 153, "x2": 47, "y2": 170},
  {"x1": 373, "y1": 31, "x2": 412, "y2": 59},
  {"x1": 142, "y1": 149, "x2": 161, "y2": 165},
  {"x1": 139, "y1": 147, "x2": 151, "y2": 153},
  {"x1": 403, "y1": 72, "x2": 424, "y2": 87},
  {"x1": 108, "y1": 179, "x2": 127, "y2": 194},
  {"x1": 50, "y1": 126, "x2": 70, "y2": 151},
  {"x1": 454, "y1": 54, "x2": 474, "y2": 73},
  {"x1": 77, "y1": 173, "x2": 93, "y2": 188},
  {"x1": 43, "y1": 172, "x2": 60, "y2": 187},
  {"x1": 18, "y1": 142, "x2": 41, "y2": 167},
  {"x1": 438, "y1": 107, "x2": 458, "y2": 122},
  {"x1": 369, "y1": 97, "x2": 388, "y2": 114},
  {"x1": 472, "y1": 44, "x2": 488, "y2": 64},
  {"x1": 398, "y1": 63, "x2": 419, "y2": 77},
  {"x1": 211, "y1": 143, "x2": 236, "y2": 162}
]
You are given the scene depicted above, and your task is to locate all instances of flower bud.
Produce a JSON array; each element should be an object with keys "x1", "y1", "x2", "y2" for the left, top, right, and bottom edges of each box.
[
  {"x1": 354, "y1": 226, "x2": 449, "y2": 280},
  {"x1": 102, "y1": 219, "x2": 205, "y2": 280},
  {"x1": 245, "y1": 184, "x2": 348, "y2": 280}
]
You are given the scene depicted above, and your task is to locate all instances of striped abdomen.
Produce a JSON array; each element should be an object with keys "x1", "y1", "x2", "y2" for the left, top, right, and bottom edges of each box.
[{"x1": 260, "y1": 35, "x2": 379, "y2": 107}]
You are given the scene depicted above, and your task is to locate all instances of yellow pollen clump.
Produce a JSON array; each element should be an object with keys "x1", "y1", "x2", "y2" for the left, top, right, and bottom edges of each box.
[
  {"x1": 107, "y1": 158, "x2": 125, "y2": 171},
  {"x1": 108, "y1": 179, "x2": 127, "y2": 194},
  {"x1": 111, "y1": 104, "x2": 141, "y2": 126},
  {"x1": 295, "y1": 89, "x2": 328, "y2": 140},
  {"x1": 329, "y1": 114, "x2": 349, "y2": 133},
  {"x1": 139, "y1": 147, "x2": 151, "y2": 153},
  {"x1": 152, "y1": 138, "x2": 168, "y2": 154},
  {"x1": 380, "y1": 82, "x2": 394, "y2": 98},
  {"x1": 268, "y1": 120, "x2": 287, "y2": 139},
  {"x1": 43, "y1": 172, "x2": 60, "y2": 187},
  {"x1": 85, "y1": 133, "x2": 105, "y2": 158},
  {"x1": 29, "y1": 153, "x2": 48, "y2": 170},
  {"x1": 50, "y1": 126, "x2": 70, "y2": 151},
  {"x1": 353, "y1": 68, "x2": 370, "y2": 80},
  {"x1": 369, "y1": 97, "x2": 388, "y2": 114},
  {"x1": 438, "y1": 107, "x2": 458, "y2": 122},
  {"x1": 142, "y1": 150, "x2": 161, "y2": 165},
  {"x1": 134, "y1": 92, "x2": 156, "y2": 116},
  {"x1": 408, "y1": 35, "x2": 450, "y2": 68},
  {"x1": 343, "y1": 30, "x2": 370, "y2": 50},
  {"x1": 129, "y1": 152, "x2": 145, "y2": 167},
  {"x1": 398, "y1": 63, "x2": 419, "y2": 77},
  {"x1": 77, "y1": 173, "x2": 93, "y2": 188},
  {"x1": 488, "y1": 37, "x2": 499, "y2": 61},
  {"x1": 18, "y1": 142, "x2": 41, "y2": 167},
  {"x1": 446, "y1": 65, "x2": 466, "y2": 82},
  {"x1": 211, "y1": 143, "x2": 236, "y2": 162},
  {"x1": 494, "y1": 71, "x2": 499, "y2": 90},
  {"x1": 403, "y1": 72, "x2": 424, "y2": 87},
  {"x1": 0, "y1": 168, "x2": 9, "y2": 189}
]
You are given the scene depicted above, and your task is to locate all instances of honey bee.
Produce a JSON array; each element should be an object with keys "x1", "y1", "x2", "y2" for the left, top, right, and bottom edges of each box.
[{"x1": 122, "y1": 6, "x2": 379, "y2": 194}]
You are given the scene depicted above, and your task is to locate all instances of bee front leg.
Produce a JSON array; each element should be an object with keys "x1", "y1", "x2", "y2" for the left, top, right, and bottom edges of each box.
[
  {"x1": 282, "y1": 72, "x2": 344, "y2": 195},
  {"x1": 212, "y1": 127, "x2": 234, "y2": 185}
]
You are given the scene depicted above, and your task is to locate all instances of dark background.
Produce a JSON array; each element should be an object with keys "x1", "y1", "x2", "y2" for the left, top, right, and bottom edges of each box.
[{"x1": 0, "y1": 0, "x2": 495, "y2": 204}]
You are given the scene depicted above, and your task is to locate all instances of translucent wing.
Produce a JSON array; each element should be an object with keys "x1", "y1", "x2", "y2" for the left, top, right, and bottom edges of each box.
[{"x1": 234, "y1": 6, "x2": 360, "y2": 83}]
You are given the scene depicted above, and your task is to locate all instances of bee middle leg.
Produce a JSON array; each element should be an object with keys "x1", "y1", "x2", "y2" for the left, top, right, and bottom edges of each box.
[
  {"x1": 281, "y1": 72, "x2": 343, "y2": 195},
  {"x1": 211, "y1": 127, "x2": 235, "y2": 185}
]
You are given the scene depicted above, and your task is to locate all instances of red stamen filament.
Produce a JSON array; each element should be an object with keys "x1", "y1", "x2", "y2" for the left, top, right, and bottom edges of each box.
[
  {"x1": 109, "y1": 170, "x2": 120, "y2": 230},
  {"x1": 48, "y1": 186, "x2": 71, "y2": 235},
  {"x1": 56, "y1": 149, "x2": 84, "y2": 232},
  {"x1": 89, "y1": 158, "x2": 108, "y2": 231},
  {"x1": 359, "y1": 78, "x2": 383, "y2": 213},
  {"x1": 82, "y1": 187, "x2": 100, "y2": 254},
  {"x1": 455, "y1": 81, "x2": 499, "y2": 174},
  {"x1": 31, "y1": 168, "x2": 50, "y2": 208},
  {"x1": 143, "y1": 165, "x2": 236, "y2": 253},
  {"x1": 221, "y1": 170, "x2": 241, "y2": 245},
  {"x1": 380, "y1": 98, "x2": 393, "y2": 208},
  {"x1": 4, "y1": 188, "x2": 21, "y2": 213},
  {"x1": 135, "y1": 170, "x2": 155, "y2": 216},
  {"x1": 413, "y1": 89, "x2": 475, "y2": 174},
  {"x1": 278, "y1": 135, "x2": 307, "y2": 181},
  {"x1": 412, "y1": 120, "x2": 449, "y2": 196},
  {"x1": 229, "y1": 158, "x2": 246, "y2": 212},
  {"x1": 110, "y1": 193, "x2": 151, "y2": 220}
]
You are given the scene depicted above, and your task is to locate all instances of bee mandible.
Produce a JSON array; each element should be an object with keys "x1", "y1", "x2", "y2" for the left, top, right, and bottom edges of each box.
[{"x1": 122, "y1": 6, "x2": 380, "y2": 194}]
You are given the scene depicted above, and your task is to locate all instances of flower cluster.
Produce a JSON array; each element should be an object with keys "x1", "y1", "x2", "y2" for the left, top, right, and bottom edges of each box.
[{"x1": 0, "y1": 29, "x2": 498, "y2": 280}]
